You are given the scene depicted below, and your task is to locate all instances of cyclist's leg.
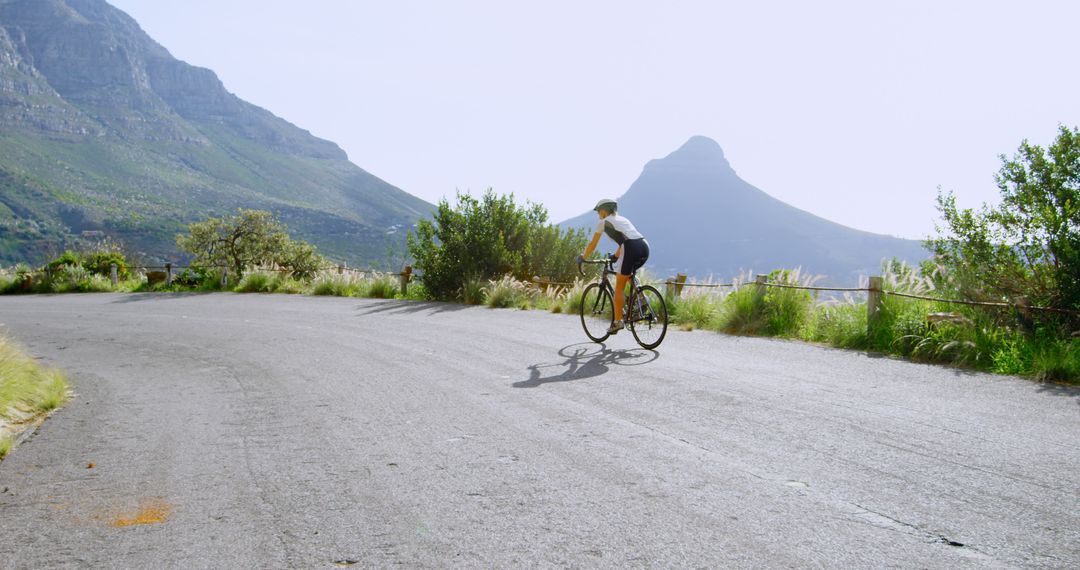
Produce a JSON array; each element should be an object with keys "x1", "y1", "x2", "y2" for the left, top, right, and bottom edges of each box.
[
  {"x1": 620, "y1": 239, "x2": 648, "y2": 321},
  {"x1": 613, "y1": 273, "x2": 629, "y2": 322}
]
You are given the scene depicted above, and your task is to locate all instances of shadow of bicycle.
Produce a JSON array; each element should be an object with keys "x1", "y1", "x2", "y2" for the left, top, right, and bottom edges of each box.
[{"x1": 514, "y1": 342, "x2": 660, "y2": 388}]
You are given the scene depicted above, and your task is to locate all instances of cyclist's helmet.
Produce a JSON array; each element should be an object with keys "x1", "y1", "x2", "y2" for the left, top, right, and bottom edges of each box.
[{"x1": 593, "y1": 199, "x2": 618, "y2": 213}]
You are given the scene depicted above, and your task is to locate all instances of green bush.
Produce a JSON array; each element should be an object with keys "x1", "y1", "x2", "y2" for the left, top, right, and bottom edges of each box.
[
  {"x1": 46, "y1": 251, "x2": 80, "y2": 274},
  {"x1": 0, "y1": 265, "x2": 37, "y2": 294},
  {"x1": 407, "y1": 190, "x2": 587, "y2": 301},
  {"x1": 928, "y1": 125, "x2": 1080, "y2": 320},
  {"x1": 82, "y1": 251, "x2": 129, "y2": 279}
]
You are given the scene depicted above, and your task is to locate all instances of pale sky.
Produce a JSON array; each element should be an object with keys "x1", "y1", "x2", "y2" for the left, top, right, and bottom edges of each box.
[{"x1": 109, "y1": 0, "x2": 1079, "y2": 240}]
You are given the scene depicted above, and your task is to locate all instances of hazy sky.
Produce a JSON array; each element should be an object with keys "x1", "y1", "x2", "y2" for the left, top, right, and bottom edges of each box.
[{"x1": 109, "y1": 0, "x2": 1079, "y2": 240}]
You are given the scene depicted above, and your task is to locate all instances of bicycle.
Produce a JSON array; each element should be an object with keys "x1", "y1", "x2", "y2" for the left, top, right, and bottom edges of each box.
[{"x1": 577, "y1": 255, "x2": 668, "y2": 349}]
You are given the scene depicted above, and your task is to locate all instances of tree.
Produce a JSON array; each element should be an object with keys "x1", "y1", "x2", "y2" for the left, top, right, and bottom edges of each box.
[
  {"x1": 928, "y1": 125, "x2": 1080, "y2": 314},
  {"x1": 407, "y1": 190, "x2": 587, "y2": 300},
  {"x1": 176, "y1": 209, "x2": 325, "y2": 279}
]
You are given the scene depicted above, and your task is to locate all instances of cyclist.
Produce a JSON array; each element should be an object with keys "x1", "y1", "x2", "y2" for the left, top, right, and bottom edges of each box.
[{"x1": 577, "y1": 198, "x2": 650, "y2": 335}]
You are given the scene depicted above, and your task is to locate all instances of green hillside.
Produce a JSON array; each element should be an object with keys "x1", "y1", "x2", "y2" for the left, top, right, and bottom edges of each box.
[{"x1": 0, "y1": 0, "x2": 432, "y2": 266}]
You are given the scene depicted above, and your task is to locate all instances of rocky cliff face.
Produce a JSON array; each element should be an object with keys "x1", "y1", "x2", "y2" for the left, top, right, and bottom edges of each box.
[
  {"x1": 561, "y1": 136, "x2": 927, "y2": 282},
  {"x1": 0, "y1": 21, "x2": 101, "y2": 135},
  {"x1": 0, "y1": 0, "x2": 431, "y2": 264}
]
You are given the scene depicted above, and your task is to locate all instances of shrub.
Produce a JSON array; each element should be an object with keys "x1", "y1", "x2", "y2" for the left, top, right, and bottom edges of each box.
[
  {"x1": 81, "y1": 251, "x2": 129, "y2": 280},
  {"x1": 928, "y1": 125, "x2": 1080, "y2": 319},
  {"x1": 0, "y1": 265, "x2": 37, "y2": 294},
  {"x1": 407, "y1": 190, "x2": 587, "y2": 300},
  {"x1": 46, "y1": 251, "x2": 80, "y2": 274}
]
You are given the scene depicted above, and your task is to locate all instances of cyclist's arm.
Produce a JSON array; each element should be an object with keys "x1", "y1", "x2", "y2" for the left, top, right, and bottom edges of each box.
[
  {"x1": 615, "y1": 244, "x2": 623, "y2": 258},
  {"x1": 582, "y1": 231, "x2": 602, "y2": 258}
]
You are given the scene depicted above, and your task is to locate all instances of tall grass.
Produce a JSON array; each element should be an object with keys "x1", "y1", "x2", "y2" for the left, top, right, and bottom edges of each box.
[
  {"x1": 668, "y1": 279, "x2": 730, "y2": 331},
  {"x1": 460, "y1": 276, "x2": 486, "y2": 305},
  {"x1": 1, "y1": 335, "x2": 71, "y2": 459},
  {"x1": 803, "y1": 297, "x2": 867, "y2": 348},
  {"x1": 361, "y1": 274, "x2": 400, "y2": 299},
  {"x1": 236, "y1": 271, "x2": 275, "y2": 293},
  {"x1": 484, "y1": 276, "x2": 532, "y2": 309},
  {"x1": 717, "y1": 269, "x2": 818, "y2": 336}
]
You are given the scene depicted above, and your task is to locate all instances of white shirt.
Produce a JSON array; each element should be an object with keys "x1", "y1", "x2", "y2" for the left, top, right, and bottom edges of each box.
[{"x1": 595, "y1": 214, "x2": 644, "y2": 245}]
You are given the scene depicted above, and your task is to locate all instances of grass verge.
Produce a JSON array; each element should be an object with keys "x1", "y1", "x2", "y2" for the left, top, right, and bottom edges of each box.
[{"x1": 0, "y1": 335, "x2": 71, "y2": 459}]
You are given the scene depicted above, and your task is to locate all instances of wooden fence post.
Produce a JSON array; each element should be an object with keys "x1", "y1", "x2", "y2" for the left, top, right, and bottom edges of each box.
[
  {"x1": 220, "y1": 264, "x2": 228, "y2": 288},
  {"x1": 867, "y1": 276, "x2": 883, "y2": 334},
  {"x1": 338, "y1": 264, "x2": 344, "y2": 275},
  {"x1": 110, "y1": 263, "x2": 118, "y2": 286},
  {"x1": 399, "y1": 265, "x2": 412, "y2": 296},
  {"x1": 754, "y1": 274, "x2": 768, "y2": 302},
  {"x1": 165, "y1": 263, "x2": 173, "y2": 286},
  {"x1": 665, "y1": 273, "x2": 687, "y2": 300},
  {"x1": 1015, "y1": 296, "x2": 1034, "y2": 333}
]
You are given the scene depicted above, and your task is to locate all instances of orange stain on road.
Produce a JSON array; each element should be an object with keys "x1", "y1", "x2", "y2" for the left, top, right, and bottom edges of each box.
[{"x1": 111, "y1": 499, "x2": 172, "y2": 528}]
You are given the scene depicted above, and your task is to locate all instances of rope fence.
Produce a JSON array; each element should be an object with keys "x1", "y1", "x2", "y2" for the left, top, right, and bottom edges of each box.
[
  {"x1": 748, "y1": 281, "x2": 867, "y2": 293},
  {"x1": 653, "y1": 272, "x2": 1078, "y2": 318}
]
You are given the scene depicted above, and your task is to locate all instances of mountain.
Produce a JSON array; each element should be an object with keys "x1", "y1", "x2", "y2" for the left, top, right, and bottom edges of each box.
[
  {"x1": 561, "y1": 136, "x2": 928, "y2": 282},
  {"x1": 0, "y1": 0, "x2": 432, "y2": 265}
]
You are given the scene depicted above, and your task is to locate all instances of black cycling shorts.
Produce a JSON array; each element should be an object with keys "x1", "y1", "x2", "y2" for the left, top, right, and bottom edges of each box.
[{"x1": 617, "y1": 238, "x2": 649, "y2": 276}]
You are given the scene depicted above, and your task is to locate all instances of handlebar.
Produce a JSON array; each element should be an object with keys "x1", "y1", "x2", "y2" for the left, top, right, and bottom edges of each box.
[{"x1": 576, "y1": 254, "x2": 617, "y2": 277}]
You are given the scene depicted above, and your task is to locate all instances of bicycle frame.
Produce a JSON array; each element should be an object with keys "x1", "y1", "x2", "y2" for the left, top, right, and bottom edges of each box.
[{"x1": 580, "y1": 258, "x2": 654, "y2": 324}]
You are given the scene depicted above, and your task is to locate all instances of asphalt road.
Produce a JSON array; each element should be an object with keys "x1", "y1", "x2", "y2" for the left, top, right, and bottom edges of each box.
[{"x1": 0, "y1": 293, "x2": 1077, "y2": 569}]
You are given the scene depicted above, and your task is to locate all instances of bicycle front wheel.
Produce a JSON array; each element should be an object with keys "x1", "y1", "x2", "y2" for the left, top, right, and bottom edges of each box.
[
  {"x1": 580, "y1": 282, "x2": 613, "y2": 343},
  {"x1": 629, "y1": 285, "x2": 668, "y2": 349}
]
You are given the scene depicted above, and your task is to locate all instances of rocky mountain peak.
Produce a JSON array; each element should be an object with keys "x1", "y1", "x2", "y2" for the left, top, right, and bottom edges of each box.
[{"x1": 642, "y1": 135, "x2": 734, "y2": 178}]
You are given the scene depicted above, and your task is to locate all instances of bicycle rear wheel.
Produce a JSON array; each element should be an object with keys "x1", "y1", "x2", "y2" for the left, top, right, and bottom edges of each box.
[
  {"x1": 580, "y1": 282, "x2": 613, "y2": 342},
  {"x1": 629, "y1": 285, "x2": 668, "y2": 349}
]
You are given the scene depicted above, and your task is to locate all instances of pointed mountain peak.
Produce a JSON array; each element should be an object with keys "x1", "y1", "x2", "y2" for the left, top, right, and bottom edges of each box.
[
  {"x1": 669, "y1": 135, "x2": 725, "y2": 158},
  {"x1": 646, "y1": 135, "x2": 733, "y2": 174}
]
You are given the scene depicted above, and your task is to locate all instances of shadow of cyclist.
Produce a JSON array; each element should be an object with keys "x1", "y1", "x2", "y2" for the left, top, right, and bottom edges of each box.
[{"x1": 514, "y1": 342, "x2": 659, "y2": 388}]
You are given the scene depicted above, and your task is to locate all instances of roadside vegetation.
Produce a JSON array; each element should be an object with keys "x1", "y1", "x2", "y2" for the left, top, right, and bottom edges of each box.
[
  {"x1": 1, "y1": 129, "x2": 1076, "y2": 385},
  {"x1": 665, "y1": 262, "x2": 1079, "y2": 383},
  {"x1": 0, "y1": 335, "x2": 71, "y2": 459}
]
